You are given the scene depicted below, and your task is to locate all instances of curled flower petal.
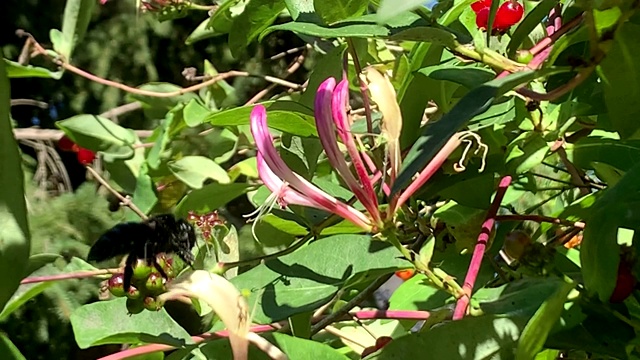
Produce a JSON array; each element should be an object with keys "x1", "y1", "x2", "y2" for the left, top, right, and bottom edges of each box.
[
  {"x1": 315, "y1": 78, "x2": 380, "y2": 222},
  {"x1": 361, "y1": 67, "x2": 402, "y2": 183},
  {"x1": 392, "y1": 134, "x2": 462, "y2": 213},
  {"x1": 251, "y1": 105, "x2": 372, "y2": 231},
  {"x1": 332, "y1": 79, "x2": 382, "y2": 225}
]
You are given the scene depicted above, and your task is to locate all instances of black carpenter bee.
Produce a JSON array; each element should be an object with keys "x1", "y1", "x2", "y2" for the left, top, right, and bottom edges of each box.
[{"x1": 88, "y1": 214, "x2": 197, "y2": 291}]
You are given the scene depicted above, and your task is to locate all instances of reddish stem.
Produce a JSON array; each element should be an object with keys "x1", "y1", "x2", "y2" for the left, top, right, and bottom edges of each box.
[
  {"x1": 20, "y1": 269, "x2": 120, "y2": 285},
  {"x1": 97, "y1": 309, "x2": 432, "y2": 360},
  {"x1": 453, "y1": 175, "x2": 512, "y2": 320}
]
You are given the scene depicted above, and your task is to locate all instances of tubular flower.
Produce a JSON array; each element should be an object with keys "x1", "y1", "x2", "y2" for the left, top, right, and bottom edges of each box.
[
  {"x1": 251, "y1": 72, "x2": 474, "y2": 233},
  {"x1": 250, "y1": 105, "x2": 373, "y2": 231}
]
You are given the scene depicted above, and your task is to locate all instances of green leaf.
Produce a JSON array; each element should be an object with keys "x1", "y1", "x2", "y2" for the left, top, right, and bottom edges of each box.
[
  {"x1": 127, "y1": 83, "x2": 198, "y2": 120},
  {"x1": 505, "y1": 132, "x2": 550, "y2": 174},
  {"x1": 175, "y1": 183, "x2": 250, "y2": 218},
  {"x1": 569, "y1": 138, "x2": 640, "y2": 173},
  {"x1": 56, "y1": 115, "x2": 137, "y2": 159},
  {"x1": 370, "y1": 315, "x2": 529, "y2": 359},
  {"x1": 183, "y1": 99, "x2": 211, "y2": 127},
  {"x1": 418, "y1": 65, "x2": 495, "y2": 89},
  {"x1": 231, "y1": 234, "x2": 406, "y2": 323},
  {"x1": 314, "y1": 0, "x2": 369, "y2": 24},
  {"x1": 70, "y1": 298, "x2": 193, "y2": 349},
  {"x1": 4, "y1": 60, "x2": 63, "y2": 79},
  {"x1": 207, "y1": 0, "x2": 242, "y2": 33},
  {"x1": 393, "y1": 68, "x2": 566, "y2": 194},
  {"x1": 200, "y1": 332, "x2": 349, "y2": 359},
  {"x1": 284, "y1": 0, "x2": 316, "y2": 20},
  {"x1": 206, "y1": 101, "x2": 317, "y2": 137},
  {"x1": 228, "y1": 0, "x2": 286, "y2": 57},
  {"x1": 0, "y1": 334, "x2": 26, "y2": 360},
  {"x1": 186, "y1": 17, "x2": 224, "y2": 44},
  {"x1": 0, "y1": 258, "x2": 94, "y2": 321},
  {"x1": 55, "y1": 0, "x2": 96, "y2": 60},
  {"x1": 146, "y1": 105, "x2": 185, "y2": 169},
  {"x1": 299, "y1": 45, "x2": 346, "y2": 109},
  {"x1": 376, "y1": 0, "x2": 427, "y2": 23},
  {"x1": 168, "y1": 156, "x2": 231, "y2": 189},
  {"x1": 0, "y1": 265, "x2": 57, "y2": 322},
  {"x1": 507, "y1": 0, "x2": 558, "y2": 57},
  {"x1": 0, "y1": 59, "x2": 30, "y2": 314},
  {"x1": 261, "y1": 13, "x2": 455, "y2": 43},
  {"x1": 397, "y1": 43, "x2": 445, "y2": 148},
  {"x1": 130, "y1": 163, "x2": 157, "y2": 219},
  {"x1": 581, "y1": 162, "x2": 640, "y2": 301},
  {"x1": 516, "y1": 282, "x2": 574, "y2": 360},
  {"x1": 598, "y1": 22, "x2": 640, "y2": 138}
]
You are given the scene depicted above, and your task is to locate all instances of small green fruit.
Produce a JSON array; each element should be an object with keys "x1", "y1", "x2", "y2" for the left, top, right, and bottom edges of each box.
[
  {"x1": 143, "y1": 296, "x2": 163, "y2": 311},
  {"x1": 126, "y1": 298, "x2": 145, "y2": 315},
  {"x1": 132, "y1": 259, "x2": 153, "y2": 280},
  {"x1": 126, "y1": 285, "x2": 141, "y2": 300},
  {"x1": 145, "y1": 272, "x2": 166, "y2": 294},
  {"x1": 515, "y1": 50, "x2": 533, "y2": 64},
  {"x1": 107, "y1": 274, "x2": 126, "y2": 298}
]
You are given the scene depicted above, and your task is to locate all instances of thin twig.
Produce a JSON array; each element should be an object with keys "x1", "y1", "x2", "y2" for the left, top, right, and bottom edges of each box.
[
  {"x1": 20, "y1": 268, "x2": 121, "y2": 284},
  {"x1": 346, "y1": 39, "x2": 374, "y2": 135},
  {"x1": 10, "y1": 99, "x2": 48, "y2": 108},
  {"x1": 551, "y1": 139, "x2": 590, "y2": 197},
  {"x1": 85, "y1": 166, "x2": 148, "y2": 220},
  {"x1": 14, "y1": 128, "x2": 153, "y2": 141},
  {"x1": 245, "y1": 53, "x2": 306, "y2": 105},
  {"x1": 269, "y1": 44, "x2": 312, "y2": 60},
  {"x1": 495, "y1": 214, "x2": 585, "y2": 229},
  {"x1": 310, "y1": 274, "x2": 392, "y2": 335},
  {"x1": 453, "y1": 176, "x2": 512, "y2": 320},
  {"x1": 24, "y1": 34, "x2": 302, "y2": 99}
]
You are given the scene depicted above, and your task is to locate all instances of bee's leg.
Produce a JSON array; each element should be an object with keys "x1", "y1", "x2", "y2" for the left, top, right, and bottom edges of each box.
[
  {"x1": 123, "y1": 255, "x2": 136, "y2": 292},
  {"x1": 152, "y1": 260, "x2": 169, "y2": 279}
]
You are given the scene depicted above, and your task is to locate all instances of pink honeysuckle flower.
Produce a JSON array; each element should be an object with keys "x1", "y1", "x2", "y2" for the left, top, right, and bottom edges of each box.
[
  {"x1": 317, "y1": 78, "x2": 382, "y2": 226},
  {"x1": 250, "y1": 105, "x2": 373, "y2": 231},
  {"x1": 252, "y1": 73, "x2": 468, "y2": 233}
]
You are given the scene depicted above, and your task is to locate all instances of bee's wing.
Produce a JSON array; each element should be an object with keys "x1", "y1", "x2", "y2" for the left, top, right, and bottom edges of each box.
[{"x1": 87, "y1": 222, "x2": 151, "y2": 262}]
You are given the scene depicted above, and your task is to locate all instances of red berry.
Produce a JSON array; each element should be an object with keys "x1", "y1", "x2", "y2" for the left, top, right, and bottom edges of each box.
[
  {"x1": 471, "y1": 0, "x2": 492, "y2": 12},
  {"x1": 58, "y1": 135, "x2": 76, "y2": 152},
  {"x1": 610, "y1": 263, "x2": 637, "y2": 303},
  {"x1": 475, "y1": 7, "x2": 489, "y2": 29},
  {"x1": 494, "y1": 0, "x2": 524, "y2": 30},
  {"x1": 77, "y1": 148, "x2": 96, "y2": 165},
  {"x1": 395, "y1": 269, "x2": 416, "y2": 281},
  {"x1": 375, "y1": 336, "x2": 392, "y2": 349}
]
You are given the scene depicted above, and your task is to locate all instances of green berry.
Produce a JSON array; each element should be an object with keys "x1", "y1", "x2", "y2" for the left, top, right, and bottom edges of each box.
[
  {"x1": 145, "y1": 272, "x2": 166, "y2": 294},
  {"x1": 107, "y1": 274, "x2": 126, "y2": 297},
  {"x1": 126, "y1": 298, "x2": 145, "y2": 315},
  {"x1": 143, "y1": 296, "x2": 163, "y2": 311},
  {"x1": 515, "y1": 50, "x2": 533, "y2": 64},
  {"x1": 156, "y1": 253, "x2": 184, "y2": 278},
  {"x1": 132, "y1": 259, "x2": 153, "y2": 280},
  {"x1": 126, "y1": 285, "x2": 141, "y2": 300}
]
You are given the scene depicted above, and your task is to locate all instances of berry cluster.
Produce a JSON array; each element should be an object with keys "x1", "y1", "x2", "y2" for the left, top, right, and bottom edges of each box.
[
  {"x1": 472, "y1": 0, "x2": 524, "y2": 33},
  {"x1": 58, "y1": 135, "x2": 96, "y2": 165},
  {"x1": 187, "y1": 210, "x2": 224, "y2": 241},
  {"x1": 106, "y1": 254, "x2": 186, "y2": 314}
]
